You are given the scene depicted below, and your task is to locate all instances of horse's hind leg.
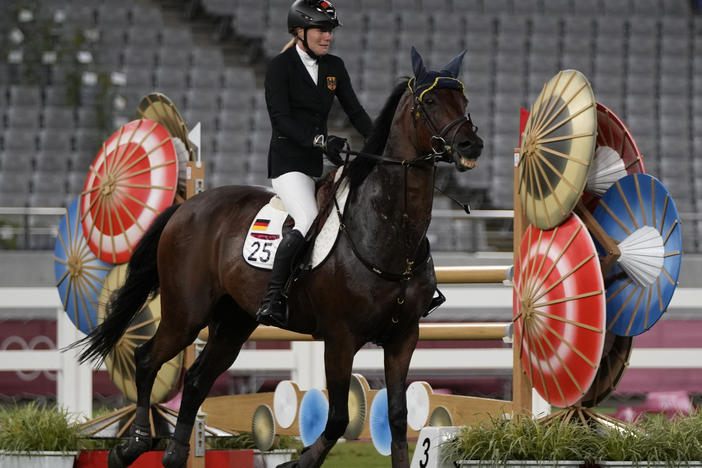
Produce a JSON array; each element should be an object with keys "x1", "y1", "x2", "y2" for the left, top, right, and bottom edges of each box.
[
  {"x1": 162, "y1": 297, "x2": 258, "y2": 468},
  {"x1": 107, "y1": 315, "x2": 198, "y2": 468},
  {"x1": 384, "y1": 325, "x2": 419, "y2": 468}
]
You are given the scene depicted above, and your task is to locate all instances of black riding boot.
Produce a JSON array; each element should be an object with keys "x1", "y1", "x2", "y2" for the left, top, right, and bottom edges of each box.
[{"x1": 256, "y1": 229, "x2": 306, "y2": 328}]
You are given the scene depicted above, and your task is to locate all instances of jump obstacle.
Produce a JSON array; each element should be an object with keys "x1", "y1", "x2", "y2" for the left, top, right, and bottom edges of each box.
[{"x1": 67, "y1": 66, "x2": 684, "y2": 467}]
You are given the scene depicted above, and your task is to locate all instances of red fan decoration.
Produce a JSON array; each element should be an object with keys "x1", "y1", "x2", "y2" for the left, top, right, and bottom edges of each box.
[
  {"x1": 513, "y1": 213, "x2": 606, "y2": 408},
  {"x1": 80, "y1": 119, "x2": 178, "y2": 264}
]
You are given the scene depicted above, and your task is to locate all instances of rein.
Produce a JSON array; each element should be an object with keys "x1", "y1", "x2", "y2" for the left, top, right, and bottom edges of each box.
[{"x1": 332, "y1": 85, "x2": 472, "y2": 283}]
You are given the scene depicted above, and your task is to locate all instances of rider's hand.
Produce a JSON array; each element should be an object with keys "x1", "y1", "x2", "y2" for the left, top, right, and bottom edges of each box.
[{"x1": 325, "y1": 135, "x2": 347, "y2": 166}]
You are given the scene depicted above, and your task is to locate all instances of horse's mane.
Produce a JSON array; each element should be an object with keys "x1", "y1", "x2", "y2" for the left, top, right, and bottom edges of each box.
[{"x1": 347, "y1": 78, "x2": 410, "y2": 188}]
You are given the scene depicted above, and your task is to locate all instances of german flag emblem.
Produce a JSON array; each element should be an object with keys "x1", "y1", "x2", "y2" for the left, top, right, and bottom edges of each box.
[
  {"x1": 326, "y1": 76, "x2": 337, "y2": 91},
  {"x1": 252, "y1": 219, "x2": 270, "y2": 231}
]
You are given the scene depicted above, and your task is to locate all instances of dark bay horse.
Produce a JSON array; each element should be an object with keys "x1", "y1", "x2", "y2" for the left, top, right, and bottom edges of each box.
[{"x1": 77, "y1": 48, "x2": 483, "y2": 468}]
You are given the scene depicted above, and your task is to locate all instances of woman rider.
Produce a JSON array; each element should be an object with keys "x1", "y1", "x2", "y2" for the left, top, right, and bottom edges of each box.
[{"x1": 256, "y1": 0, "x2": 373, "y2": 327}]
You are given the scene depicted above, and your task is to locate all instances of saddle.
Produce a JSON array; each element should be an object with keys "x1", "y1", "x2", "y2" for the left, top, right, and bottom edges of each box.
[{"x1": 242, "y1": 168, "x2": 349, "y2": 271}]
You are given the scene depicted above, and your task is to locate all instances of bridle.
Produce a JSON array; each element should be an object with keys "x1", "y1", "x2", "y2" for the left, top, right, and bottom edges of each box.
[
  {"x1": 408, "y1": 76, "x2": 479, "y2": 165},
  {"x1": 334, "y1": 77, "x2": 479, "y2": 285}
]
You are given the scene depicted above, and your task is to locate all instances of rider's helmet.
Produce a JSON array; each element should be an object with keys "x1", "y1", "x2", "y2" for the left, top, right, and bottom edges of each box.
[{"x1": 287, "y1": 0, "x2": 340, "y2": 33}]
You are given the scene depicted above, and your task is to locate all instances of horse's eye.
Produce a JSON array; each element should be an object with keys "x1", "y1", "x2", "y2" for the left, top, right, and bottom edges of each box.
[{"x1": 424, "y1": 97, "x2": 435, "y2": 105}]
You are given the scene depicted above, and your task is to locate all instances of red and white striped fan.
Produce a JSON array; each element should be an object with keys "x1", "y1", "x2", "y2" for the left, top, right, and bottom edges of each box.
[
  {"x1": 80, "y1": 119, "x2": 178, "y2": 264},
  {"x1": 513, "y1": 213, "x2": 606, "y2": 408}
]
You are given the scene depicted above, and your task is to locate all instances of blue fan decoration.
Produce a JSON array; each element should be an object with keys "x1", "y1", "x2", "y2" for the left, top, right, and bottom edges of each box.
[
  {"x1": 592, "y1": 174, "x2": 682, "y2": 336},
  {"x1": 54, "y1": 197, "x2": 114, "y2": 334}
]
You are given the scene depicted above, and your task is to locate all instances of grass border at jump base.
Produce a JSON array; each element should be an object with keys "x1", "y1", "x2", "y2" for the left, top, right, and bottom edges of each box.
[{"x1": 443, "y1": 411, "x2": 702, "y2": 466}]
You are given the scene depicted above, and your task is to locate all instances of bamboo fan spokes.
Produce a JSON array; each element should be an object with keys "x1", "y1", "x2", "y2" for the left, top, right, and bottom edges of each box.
[
  {"x1": 80, "y1": 119, "x2": 178, "y2": 264},
  {"x1": 519, "y1": 70, "x2": 597, "y2": 230},
  {"x1": 513, "y1": 214, "x2": 606, "y2": 408},
  {"x1": 592, "y1": 173, "x2": 682, "y2": 336},
  {"x1": 99, "y1": 264, "x2": 184, "y2": 404},
  {"x1": 137, "y1": 93, "x2": 194, "y2": 161},
  {"x1": 54, "y1": 197, "x2": 113, "y2": 334},
  {"x1": 579, "y1": 331, "x2": 633, "y2": 408},
  {"x1": 136, "y1": 93, "x2": 193, "y2": 197}
]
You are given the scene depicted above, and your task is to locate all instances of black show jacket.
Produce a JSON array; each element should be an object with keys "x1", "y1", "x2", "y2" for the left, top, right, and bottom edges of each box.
[{"x1": 264, "y1": 45, "x2": 373, "y2": 178}]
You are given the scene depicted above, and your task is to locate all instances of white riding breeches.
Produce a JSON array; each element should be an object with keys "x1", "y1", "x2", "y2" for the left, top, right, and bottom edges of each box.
[{"x1": 271, "y1": 171, "x2": 318, "y2": 236}]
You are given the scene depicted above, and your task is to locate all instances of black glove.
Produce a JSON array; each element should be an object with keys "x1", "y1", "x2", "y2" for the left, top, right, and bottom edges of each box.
[{"x1": 325, "y1": 135, "x2": 347, "y2": 166}]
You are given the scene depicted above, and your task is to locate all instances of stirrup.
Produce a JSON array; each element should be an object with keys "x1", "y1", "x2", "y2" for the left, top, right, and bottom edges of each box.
[{"x1": 424, "y1": 288, "x2": 446, "y2": 317}]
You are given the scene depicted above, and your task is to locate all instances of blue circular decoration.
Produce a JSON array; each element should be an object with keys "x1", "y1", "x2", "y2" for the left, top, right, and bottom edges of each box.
[
  {"x1": 592, "y1": 174, "x2": 682, "y2": 336},
  {"x1": 369, "y1": 388, "x2": 391, "y2": 456},
  {"x1": 54, "y1": 197, "x2": 113, "y2": 334},
  {"x1": 298, "y1": 388, "x2": 328, "y2": 447}
]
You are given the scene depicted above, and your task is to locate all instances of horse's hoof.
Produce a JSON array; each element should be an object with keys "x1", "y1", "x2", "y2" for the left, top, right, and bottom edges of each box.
[
  {"x1": 162, "y1": 438, "x2": 190, "y2": 468},
  {"x1": 107, "y1": 447, "x2": 123, "y2": 468}
]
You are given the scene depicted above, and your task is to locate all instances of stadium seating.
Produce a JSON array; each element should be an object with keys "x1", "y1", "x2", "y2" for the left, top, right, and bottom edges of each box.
[{"x1": 0, "y1": 0, "x2": 699, "y2": 252}]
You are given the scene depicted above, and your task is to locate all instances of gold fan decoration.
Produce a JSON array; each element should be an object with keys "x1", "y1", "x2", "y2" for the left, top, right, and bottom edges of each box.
[
  {"x1": 137, "y1": 93, "x2": 194, "y2": 161},
  {"x1": 519, "y1": 70, "x2": 597, "y2": 229}
]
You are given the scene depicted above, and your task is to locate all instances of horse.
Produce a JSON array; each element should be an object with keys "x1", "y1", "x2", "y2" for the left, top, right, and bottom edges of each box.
[{"x1": 76, "y1": 47, "x2": 483, "y2": 468}]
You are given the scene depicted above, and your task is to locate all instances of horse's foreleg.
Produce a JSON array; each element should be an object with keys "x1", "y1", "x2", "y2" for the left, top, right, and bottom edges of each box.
[
  {"x1": 280, "y1": 343, "x2": 354, "y2": 468},
  {"x1": 384, "y1": 324, "x2": 420, "y2": 468},
  {"x1": 162, "y1": 309, "x2": 258, "y2": 468}
]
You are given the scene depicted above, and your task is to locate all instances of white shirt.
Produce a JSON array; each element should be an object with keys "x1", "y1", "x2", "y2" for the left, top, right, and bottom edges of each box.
[{"x1": 296, "y1": 43, "x2": 318, "y2": 85}]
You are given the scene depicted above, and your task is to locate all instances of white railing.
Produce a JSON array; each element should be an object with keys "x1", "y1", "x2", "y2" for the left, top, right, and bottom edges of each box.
[{"x1": 1, "y1": 286, "x2": 701, "y2": 419}]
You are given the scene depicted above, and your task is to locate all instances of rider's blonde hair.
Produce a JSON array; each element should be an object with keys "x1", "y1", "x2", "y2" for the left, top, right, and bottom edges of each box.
[{"x1": 281, "y1": 34, "x2": 298, "y2": 53}]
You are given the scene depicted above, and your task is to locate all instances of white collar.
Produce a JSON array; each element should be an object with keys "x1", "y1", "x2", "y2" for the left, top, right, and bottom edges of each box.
[{"x1": 296, "y1": 42, "x2": 318, "y2": 84}]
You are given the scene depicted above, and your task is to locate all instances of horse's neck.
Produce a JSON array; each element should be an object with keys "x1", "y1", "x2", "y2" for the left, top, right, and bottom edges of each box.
[{"x1": 346, "y1": 152, "x2": 434, "y2": 272}]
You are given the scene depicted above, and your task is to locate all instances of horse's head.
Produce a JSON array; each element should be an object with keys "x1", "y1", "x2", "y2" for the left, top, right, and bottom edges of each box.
[{"x1": 406, "y1": 47, "x2": 483, "y2": 171}]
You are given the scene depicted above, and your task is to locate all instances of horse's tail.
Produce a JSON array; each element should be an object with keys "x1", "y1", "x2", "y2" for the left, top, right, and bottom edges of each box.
[{"x1": 75, "y1": 204, "x2": 180, "y2": 365}]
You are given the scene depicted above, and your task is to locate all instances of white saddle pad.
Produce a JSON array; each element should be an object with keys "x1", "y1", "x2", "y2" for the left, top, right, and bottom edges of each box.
[{"x1": 243, "y1": 171, "x2": 350, "y2": 270}]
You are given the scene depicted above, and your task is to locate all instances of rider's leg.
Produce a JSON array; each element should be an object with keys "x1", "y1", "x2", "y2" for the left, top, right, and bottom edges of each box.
[{"x1": 256, "y1": 172, "x2": 318, "y2": 327}]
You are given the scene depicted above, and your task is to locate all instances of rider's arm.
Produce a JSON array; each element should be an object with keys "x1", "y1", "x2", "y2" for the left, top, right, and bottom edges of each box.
[{"x1": 334, "y1": 59, "x2": 373, "y2": 140}]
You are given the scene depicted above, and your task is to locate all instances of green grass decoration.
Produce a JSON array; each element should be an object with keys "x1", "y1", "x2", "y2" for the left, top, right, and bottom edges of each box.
[
  {"x1": 444, "y1": 411, "x2": 702, "y2": 464},
  {"x1": 0, "y1": 402, "x2": 80, "y2": 453}
]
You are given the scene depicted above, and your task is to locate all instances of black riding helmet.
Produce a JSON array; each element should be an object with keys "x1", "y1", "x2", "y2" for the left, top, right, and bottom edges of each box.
[{"x1": 287, "y1": 0, "x2": 340, "y2": 33}]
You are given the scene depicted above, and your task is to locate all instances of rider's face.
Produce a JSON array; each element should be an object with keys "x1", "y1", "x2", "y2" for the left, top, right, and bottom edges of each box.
[{"x1": 298, "y1": 27, "x2": 333, "y2": 56}]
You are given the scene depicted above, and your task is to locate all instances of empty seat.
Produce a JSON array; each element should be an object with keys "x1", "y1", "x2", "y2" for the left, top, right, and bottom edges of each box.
[
  {"x1": 31, "y1": 170, "x2": 66, "y2": 195},
  {"x1": 96, "y1": 3, "x2": 130, "y2": 28},
  {"x1": 125, "y1": 25, "x2": 159, "y2": 46},
  {"x1": 160, "y1": 27, "x2": 193, "y2": 48},
  {"x1": 38, "y1": 129, "x2": 73, "y2": 152},
  {"x1": 67, "y1": 171, "x2": 88, "y2": 196},
  {"x1": 0, "y1": 147, "x2": 34, "y2": 173},
  {"x1": 542, "y1": 0, "x2": 572, "y2": 15},
  {"x1": 189, "y1": 69, "x2": 222, "y2": 90},
  {"x1": 7, "y1": 85, "x2": 43, "y2": 108},
  {"x1": 218, "y1": 108, "x2": 252, "y2": 131},
  {"x1": 5, "y1": 107, "x2": 41, "y2": 129},
  {"x1": 123, "y1": 66, "x2": 153, "y2": 89},
  {"x1": 185, "y1": 89, "x2": 219, "y2": 112},
  {"x1": 601, "y1": 0, "x2": 630, "y2": 16},
  {"x1": 122, "y1": 46, "x2": 155, "y2": 67},
  {"x1": 513, "y1": 0, "x2": 541, "y2": 15},
  {"x1": 131, "y1": 4, "x2": 163, "y2": 28},
  {"x1": 156, "y1": 48, "x2": 190, "y2": 69},
  {"x1": 35, "y1": 150, "x2": 69, "y2": 173},
  {"x1": 154, "y1": 67, "x2": 188, "y2": 94},
  {"x1": 631, "y1": 0, "x2": 661, "y2": 16}
]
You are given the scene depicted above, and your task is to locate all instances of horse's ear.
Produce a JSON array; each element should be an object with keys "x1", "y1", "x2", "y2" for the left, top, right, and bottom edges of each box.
[
  {"x1": 411, "y1": 46, "x2": 427, "y2": 81},
  {"x1": 441, "y1": 50, "x2": 466, "y2": 78}
]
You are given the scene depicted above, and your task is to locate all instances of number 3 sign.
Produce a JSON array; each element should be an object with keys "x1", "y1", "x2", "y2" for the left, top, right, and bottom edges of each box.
[{"x1": 410, "y1": 426, "x2": 459, "y2": 468}]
